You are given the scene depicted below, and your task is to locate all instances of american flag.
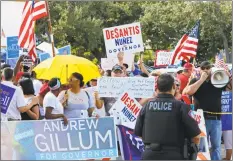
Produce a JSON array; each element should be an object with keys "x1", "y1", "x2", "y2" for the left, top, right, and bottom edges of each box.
[
  {"x1": 215, "y1": 52, "x2": 229, "y2": 71},
  {"x1": 18, "y1": 1, "x2": 47, "y2": 62},
  {"x1": 171, "y1": 20, "x2": 200, "y2": 65}
]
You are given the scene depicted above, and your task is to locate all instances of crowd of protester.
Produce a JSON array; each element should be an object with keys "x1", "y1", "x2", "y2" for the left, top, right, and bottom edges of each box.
[{"x1": 1, "y1": 52, "x2": 232, "y2": 160}]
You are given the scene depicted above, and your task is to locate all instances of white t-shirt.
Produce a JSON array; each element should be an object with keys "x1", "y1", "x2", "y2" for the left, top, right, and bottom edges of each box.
[
  {"x1": 58, "y1": 89, "x2": 95, "y2": 118},
  {"x1": 1, "y1": 81, "x2": 27, "y2": 120},
  {"x1": 43, "y1": 92, "x2": 64, "y2": 118},
  {"x1": 33, "y1": 79, "x2": 43, "y2": 96}
]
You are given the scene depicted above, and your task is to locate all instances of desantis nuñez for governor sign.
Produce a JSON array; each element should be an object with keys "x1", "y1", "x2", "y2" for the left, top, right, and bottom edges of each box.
[
  {"x1": 1, "y1": 117, "x2": 118, "y2": 160},
  {"x1": 103, "y1": 22, "x2": 144, "y2": 57}
]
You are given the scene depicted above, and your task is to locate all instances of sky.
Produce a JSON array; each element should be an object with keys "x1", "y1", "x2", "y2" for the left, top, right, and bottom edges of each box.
[{"x1": 1, "y1": 1, "x2": 24, "y2": 42}]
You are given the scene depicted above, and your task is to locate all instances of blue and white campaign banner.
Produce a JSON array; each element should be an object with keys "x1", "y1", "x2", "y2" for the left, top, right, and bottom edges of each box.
[
  {"x1": 0, "y1": 83, "x2": 16, "y2": 114},
  {"x1": 39, "y1": 52, "x2": 51, "y2": 62},
  {"x1": 57, "y1": 45, "x2": 71, "y2": 55},
  {"x1": 7, "y1": 36, "x2": 21, "y2": 59},
  {"x1": 1, "y1": 117, "x2": 118, "y2": 160},
  {"x1": 221, "y1": 91, "x2": 232, "y2": 131}
]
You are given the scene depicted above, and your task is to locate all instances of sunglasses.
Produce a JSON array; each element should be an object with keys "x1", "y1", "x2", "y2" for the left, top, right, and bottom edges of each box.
[
  {"x1": 68, "y1": 78, "x2": 78, "y2": 82},
  {"x1": 113, "y1": 70, "x2": 123, "y2": 74},
  {"x1": 201, "y1": 66, "x2": 211, "y2": 70}
]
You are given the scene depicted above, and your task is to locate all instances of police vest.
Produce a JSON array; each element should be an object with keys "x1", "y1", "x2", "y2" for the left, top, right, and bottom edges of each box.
[{"x1": 142, "y1": 97, "x2": 185, "y2": 147}]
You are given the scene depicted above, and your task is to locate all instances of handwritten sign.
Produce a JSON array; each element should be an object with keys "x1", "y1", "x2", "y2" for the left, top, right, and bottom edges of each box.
[
  {"x1": 1, "y1": 84, "x2": 16, "y2": 114},
  {"x1": 84, "y1": 86, "x2": 97, "y2": 93},
  {"x1": 109, "y1": 92, "x2": 142, "y2": 129},
  {"x1": 154, "y1": 50, "x2": 173, "y2": 67},
  {"x1": 7, "y1": 36, "x2": 21, "y2": 59},
  {"x1": 103, "y1": 22, "x2": 144, "y2": 57},
  {"x1": 97, "y1": 77, "x2": 155, "y2": 98},
  {"x1": 1, "y1": 117, "x2": 118, "y2": 160},
  {"x1": 221, "y1": 91, "x2": 232, "y2": 131}
]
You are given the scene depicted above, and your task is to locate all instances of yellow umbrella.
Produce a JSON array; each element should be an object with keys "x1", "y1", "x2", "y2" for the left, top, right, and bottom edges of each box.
[{"x1": 33, "y1": 55, "x2": 100, "y2": 84}]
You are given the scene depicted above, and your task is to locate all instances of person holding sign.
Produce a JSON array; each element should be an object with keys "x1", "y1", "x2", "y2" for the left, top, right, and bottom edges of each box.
[
  {"x1": 1, "y1": 68, "x2": 39, "y2": 121},
  {"x1": 135, "y1": 74, "x2": 201, "y2": 160},
  {"x1": 58, "y1": 72, "x2": 98, "y2": 118},
  {"x1": 43, "y1": 78, "x2": 68, "y2": 125},
  {"x1": 96, "y1": 65, "x2": 125, "y2": 116}
]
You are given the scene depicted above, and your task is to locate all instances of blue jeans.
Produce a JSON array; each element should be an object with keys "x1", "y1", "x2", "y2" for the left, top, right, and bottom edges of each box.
[{"x1": 204, "y1": 119, "x2": 222, "y2": 160}]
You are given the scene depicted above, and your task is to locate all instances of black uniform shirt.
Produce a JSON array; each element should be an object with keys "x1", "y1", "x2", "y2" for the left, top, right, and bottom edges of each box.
[{"x1": 134, "y1": 94, "x2": 201, "y2": 145}]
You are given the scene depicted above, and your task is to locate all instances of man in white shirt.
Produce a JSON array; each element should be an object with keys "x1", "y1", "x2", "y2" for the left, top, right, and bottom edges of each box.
[
  {"x1": 31, "y1": 71, "x2": 42, "y2": 96},
  {"x1": 1, "y1": 68, "x2": 39, "y2": 121}
]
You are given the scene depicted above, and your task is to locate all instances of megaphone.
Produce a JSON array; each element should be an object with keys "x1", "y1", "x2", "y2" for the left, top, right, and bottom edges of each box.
[{"x1": 211, "y1": 67, "x2": 229, "y2": 88}]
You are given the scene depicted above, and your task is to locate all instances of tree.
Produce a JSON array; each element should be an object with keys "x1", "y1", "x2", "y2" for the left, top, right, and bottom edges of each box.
[{"x1": 35, "y1": 1, "x2": 232, "y2": 64}]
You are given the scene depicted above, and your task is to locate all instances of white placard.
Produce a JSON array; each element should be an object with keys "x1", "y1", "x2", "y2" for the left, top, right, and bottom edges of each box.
[
  {"x1": 109, "y1": 92, "x2": 142, "y2": 129},
  {"x1": 101, "y1": 57, "x2": 119, "y2": 71},
  {"x1": 101, "y1": 54, "x2": 135, "y2": 71},
  {"x1": 103, "y1": 22, "x2": 144, "y2": 57},
  {"x1": 155, "y1": 50, "x2": 173, "y2": 67},
  {"x1": 83, "y1": 86, "x2": 98, "y2": 93},
  {"x1": 97, "y1": 77, "x2": 155, "y2": 98}
]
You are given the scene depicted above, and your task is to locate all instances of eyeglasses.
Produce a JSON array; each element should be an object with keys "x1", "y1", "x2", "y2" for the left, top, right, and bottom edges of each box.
[
  {"x1": 201, "y1": 66, "x2": 211, "y2": 70},
  {"x1": 113, "y1": 70, "x2": 123, "y2": 74},
  {"x1": 68, "y1": 78, "x2": 78, "y2": 82}
]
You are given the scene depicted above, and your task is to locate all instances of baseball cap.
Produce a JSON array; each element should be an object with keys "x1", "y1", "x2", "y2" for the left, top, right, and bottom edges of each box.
[
  {"x1": 183, "y1": 63, "x2": 193, "y2": 70},
  {"x1": 200, "y1": 61, "x2": 212, "y2": 68},
  {"x1": 39, "y1": 83, "x2": 49, "y2": 96},
  {"x1": 112, "y1": 64, "x2": 123, "y2": 72}
]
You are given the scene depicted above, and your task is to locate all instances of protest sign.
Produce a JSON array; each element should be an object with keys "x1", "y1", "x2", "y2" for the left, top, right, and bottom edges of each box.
[
  {"x1": 39, "y1": 52, "x2": 51, "y2": 62},
  {"x1": 103, "y1": 22, "x2": 144, "y2": 57},
  {"x1": 57, "y1": 45, "x2": 71, "y2": 55},
  {"x1": 37, "y1": 42, "x2": 59, "y2": 57},
  {"x1": 0, "y1": 84, "x2": 16, "y2": 114},
  {"x1": 7, "y1": 36, "x2": 20, "y2": 59},
  {"x1": 1, "y1": 117, "x2": 118, "y2": 160},
  {"x1": 1, "y1": 48, "x2": 7, "y2": 63},
  {"x1": 154, "y1": 50, "x2": 173, "y2": 67},
  {"x1": 97, "y1": 77, "x2": 155, "y2": 98},
  {"x1": 221, "y1": 91, "x2": 232, "y2": 131},
  {"x1": 101, "y1": 57, "x2": 119, "y2": 71},
  {"x1": 117, "y1": 125, "x2": 144, "y2": 160},
  {"x1": 109, "y1": 92, "x2": 142, "y2": 129},
  {"x1": 189, "y1": 109, "x2": 211, "y2": 160}
]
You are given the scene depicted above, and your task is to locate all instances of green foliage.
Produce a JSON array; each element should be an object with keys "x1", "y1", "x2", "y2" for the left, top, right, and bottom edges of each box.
[{"x1": 36, "y1": 1, "x2": 232, "y2": 64}]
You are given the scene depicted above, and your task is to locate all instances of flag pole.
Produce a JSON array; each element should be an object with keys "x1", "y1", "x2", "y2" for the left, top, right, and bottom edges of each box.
[{"x1": 45, "y1": 1, "x2": 56, "y2": 57}]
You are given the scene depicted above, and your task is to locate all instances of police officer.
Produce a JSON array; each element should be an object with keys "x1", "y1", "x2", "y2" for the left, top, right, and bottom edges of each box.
[{"x1": 135, "y1": 74, "x2": 201, "y2": 160}]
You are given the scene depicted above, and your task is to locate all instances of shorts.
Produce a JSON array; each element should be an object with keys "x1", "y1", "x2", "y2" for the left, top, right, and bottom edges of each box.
[{"x1": 223, "y1": 130, "x2": 232, "y2": 150}]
